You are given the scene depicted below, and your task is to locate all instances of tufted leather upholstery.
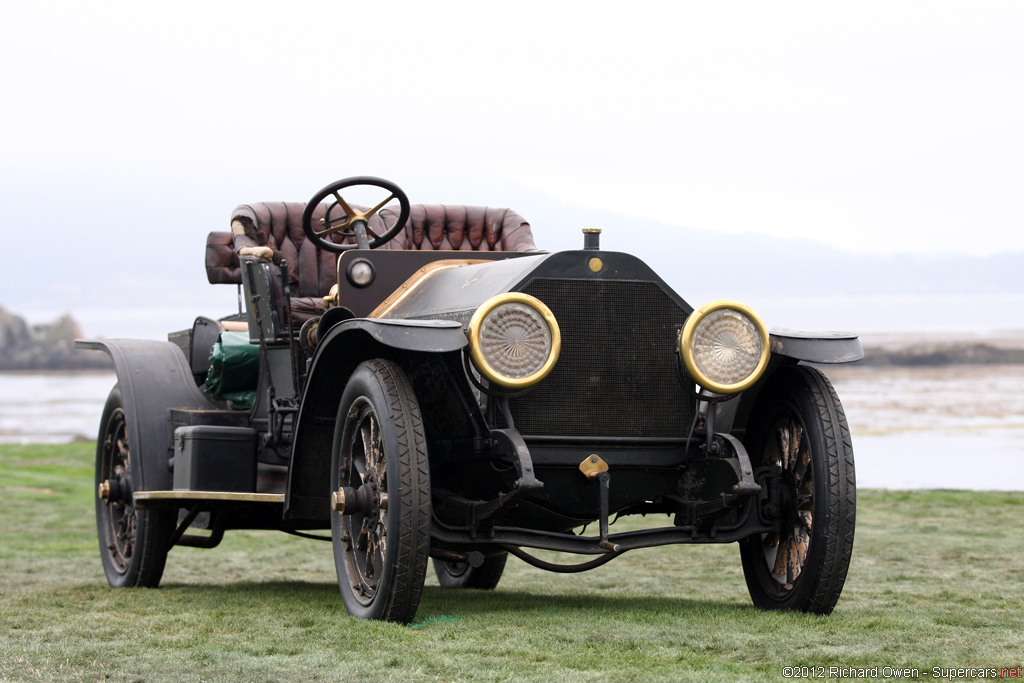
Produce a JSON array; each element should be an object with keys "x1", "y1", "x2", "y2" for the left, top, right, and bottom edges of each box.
[{"x1": 206, "y1": 202, "x2": 538, "y2": 321}]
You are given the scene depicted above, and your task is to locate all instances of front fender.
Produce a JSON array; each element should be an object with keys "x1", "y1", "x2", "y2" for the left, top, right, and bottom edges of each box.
[
  {"x1": 769, "y1": 331, "x2": 863, "y2": 364},
  {"x1": 320, "y1": 317, "x2": 468, "y2": 352},
  {"x1": 76, "y1": 339, "x2": 218, "y2": 491},
  {"x1": 722, "y1": 332, "x2": 861, "y2": 438},
  {"x1": 284, "y1": 318, "x2": 467, "y2": 522}
]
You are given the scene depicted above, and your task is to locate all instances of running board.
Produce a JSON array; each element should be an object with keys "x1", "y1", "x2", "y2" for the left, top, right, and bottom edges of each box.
[{"x1": 133, "y1": 490, "x2": 285, "y2": 509}]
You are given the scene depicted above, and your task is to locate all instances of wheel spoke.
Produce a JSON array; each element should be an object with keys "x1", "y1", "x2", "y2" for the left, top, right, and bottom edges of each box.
[
  {"x1": 792, "y1": 524, "x2": 810, "y2": 577},
  {"x1": 773, "y1": 535, "x2": 791, "y2": 577},
  {"x1": 788, "y1": 423, "x2": 804, "y2": 473},
  {"x1": 367, "y1": 417, "x2": 385, "y2": 485},
  {"x1": 776, "y1": 425, "x2": 791, "y2": 470},
  {"x1": 364, "y1": 537, "x2": 376, "y2": 579}
]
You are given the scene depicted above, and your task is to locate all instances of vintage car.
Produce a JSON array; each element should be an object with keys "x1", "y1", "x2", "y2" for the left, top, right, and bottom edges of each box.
[{"x1": 79, "y1": 176, "x2": 861, "y2": 623}]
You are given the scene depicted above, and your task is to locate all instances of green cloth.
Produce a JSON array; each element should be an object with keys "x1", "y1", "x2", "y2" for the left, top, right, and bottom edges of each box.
[{"x1": 205, "y1": 331, "x2": 258, "y2": 409}]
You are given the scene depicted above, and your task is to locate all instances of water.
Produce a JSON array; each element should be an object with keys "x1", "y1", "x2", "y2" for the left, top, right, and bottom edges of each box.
[
  {"x1": 1, "y1": 366, "x2": 1021, "y2": 491},
  {"x1": 0, "y1": 372, "x2": 116, "y2": 444},
  {"x1": 821, "y1": 365, "x2": 1024, "y2": 492}
]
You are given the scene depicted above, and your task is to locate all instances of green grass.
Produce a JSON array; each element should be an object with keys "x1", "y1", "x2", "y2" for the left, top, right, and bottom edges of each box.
[{"x1": 1, "y1": 444, "x2": 1022, "y2": 682}]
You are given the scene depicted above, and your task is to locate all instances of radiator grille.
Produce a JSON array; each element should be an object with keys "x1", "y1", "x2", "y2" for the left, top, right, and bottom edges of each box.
[{"x1": 504, "y1": 279, "x2": 694, "y2": 438}]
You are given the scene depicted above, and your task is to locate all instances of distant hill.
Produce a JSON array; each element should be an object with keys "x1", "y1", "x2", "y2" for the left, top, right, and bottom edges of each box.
[
  {"x1": 0, "y1": 307, "x2": 112, "y2": 371},
  {"x1": 512, "y1": 200, "x2": 1024, "y2": 299}
]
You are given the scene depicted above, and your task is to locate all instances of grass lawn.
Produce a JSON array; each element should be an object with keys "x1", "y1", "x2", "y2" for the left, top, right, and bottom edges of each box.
[{"x1": 1, "y1": 443, "x2": 1022, "y2": 682}]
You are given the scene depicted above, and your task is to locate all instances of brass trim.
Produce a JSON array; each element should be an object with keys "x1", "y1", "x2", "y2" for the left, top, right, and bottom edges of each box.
[
  {"x1": 679, "y1": 299, "x2": 770, "y2": 394},
  {"x1": 331, "y1": 488, "x2": 347, "y2": 514},
  {"x1": 366, "y1": 259, "x2": 493, "y2": 318},
  {"x1": 579, "y1": 454, "x2": 609, "y2": 479},
  {"x1": 588, "y1": 257, "x2": 603, "y2": 272},
  {"x1": 315, "y1": 191, "x2": 395, "y2": 239},
  {"x1": 582, "y1": 228, "x2": 602, "y2": 234},
  {"x1": 323, "y1": 283, "x2": 339, "y2": 309},
  {"x1": 134, "y1": 491, "x2": 285, "y2": 503},
  {"x1": 467, "y1": 292, "x2": 561, "y2": 389}
]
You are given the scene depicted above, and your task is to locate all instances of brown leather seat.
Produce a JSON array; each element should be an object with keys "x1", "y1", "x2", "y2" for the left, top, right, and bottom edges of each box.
[{"x1": 206, "y1": 201, "x2": 538, "y2": 323}]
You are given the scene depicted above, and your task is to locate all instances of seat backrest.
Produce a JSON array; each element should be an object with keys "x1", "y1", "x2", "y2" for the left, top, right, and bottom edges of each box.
[{"x1": 206, "y1": 202, "x2": 538, "y2": 297}]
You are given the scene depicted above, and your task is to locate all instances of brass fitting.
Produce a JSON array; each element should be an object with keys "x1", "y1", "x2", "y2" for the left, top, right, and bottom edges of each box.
[
  {"x1": 322, "y1": 283, "x2": 339, "y2": 309},
  {"x1": 579, "y1": 454, "x2": 609, "y2": 479},
  {"x1": 331, "y1": 488, "x2": 347, "y2": 514}
]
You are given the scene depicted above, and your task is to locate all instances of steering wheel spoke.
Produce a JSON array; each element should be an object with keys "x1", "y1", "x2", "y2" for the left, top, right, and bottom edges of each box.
[{"x1": 315, "y1": 216, "x2": 353, "y2": 238}]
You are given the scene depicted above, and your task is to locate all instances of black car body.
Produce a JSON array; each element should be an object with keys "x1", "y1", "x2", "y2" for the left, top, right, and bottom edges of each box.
[{"x1": 80, "y1": 176, "x2": 861, "y2": 623}]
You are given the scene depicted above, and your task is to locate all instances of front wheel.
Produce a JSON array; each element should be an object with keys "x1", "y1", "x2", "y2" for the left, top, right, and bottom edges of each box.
[
  {"x1": 330, "y1": 360, "x2": 430, "y2": 623},
  {"x1": 95, "y1": 385, "x2": 174, "y2": 588},
  {"x1": 739, "y1": 365, "x2": 856, "y2": 615}
]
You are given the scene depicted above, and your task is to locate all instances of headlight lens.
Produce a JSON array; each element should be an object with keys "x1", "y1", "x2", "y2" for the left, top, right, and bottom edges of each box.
[
  {"x1": 468, "y1": 293, "x2": 561, "y2": 389},
  {"x1": 680, "y1": 300, "x2": 769, "y2": 394}
]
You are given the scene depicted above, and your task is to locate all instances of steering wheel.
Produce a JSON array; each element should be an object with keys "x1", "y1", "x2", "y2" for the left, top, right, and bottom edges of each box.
[{"x1": 302, "y1": 176, "x2": 411, "y2": 253}]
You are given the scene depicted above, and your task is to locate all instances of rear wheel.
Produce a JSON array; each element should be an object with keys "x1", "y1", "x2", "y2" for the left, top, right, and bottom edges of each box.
[
  {"x1": 432, "y1": 553, "x2": 507, "y2": 589},
  {"x1": 331, "y1": 360, "x2": 430, "y2": 623},
  {"x1": 739, "y1": 365, "x2": 855, "y2": 614},
  {"x1": 95, "y1": 385, "x2": 174, "y2": 588}
]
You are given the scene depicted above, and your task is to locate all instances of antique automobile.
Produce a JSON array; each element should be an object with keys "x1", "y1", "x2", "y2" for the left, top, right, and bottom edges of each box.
[{"x1": 78, "y1": 176, "x2": 861, "y2": 624}]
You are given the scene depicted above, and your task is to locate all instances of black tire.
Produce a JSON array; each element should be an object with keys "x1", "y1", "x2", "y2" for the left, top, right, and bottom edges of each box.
[
  {"x1": 432, "y1": 553, "x2": 508, "y2": 589},
  {"x1": 330, "y1": 360, "x2": 430, "y2": 623},
  {"x1": 95, "y1": 385, "x2": 174, "y2": 588},
  {"x1": 739, "y1": 365, "x2": 855, "y2": 615}
]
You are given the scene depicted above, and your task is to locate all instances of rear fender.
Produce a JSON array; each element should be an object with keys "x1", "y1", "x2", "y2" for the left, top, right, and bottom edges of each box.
[
  {"x1": 284, "y1": 318, "x2": 470, "y2": 522},
  {"x1": 76, "y1": 339, "x2": 219, "y2": 491}
]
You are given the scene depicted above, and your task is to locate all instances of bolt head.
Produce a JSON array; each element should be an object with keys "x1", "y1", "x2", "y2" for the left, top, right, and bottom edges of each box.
[{"x1": 331, "y1": 489, "x2": 346, "y2": 514}]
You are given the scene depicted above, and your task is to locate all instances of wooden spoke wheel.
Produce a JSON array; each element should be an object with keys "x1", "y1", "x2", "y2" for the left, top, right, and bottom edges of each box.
[
  {"x1": 95, "y1": 385, "x2": 173, "y2": 588},
  {"x1": 739, "y1": 366, "x2": 856, "y2": 614},
  {"x1": 330, "y1": 360, "x2": 430, "y2": 623}
]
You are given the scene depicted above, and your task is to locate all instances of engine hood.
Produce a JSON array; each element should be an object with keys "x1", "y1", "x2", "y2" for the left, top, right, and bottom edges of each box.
[{"x1": 375, "y1": 250, "x2": 691, "y2": 325}]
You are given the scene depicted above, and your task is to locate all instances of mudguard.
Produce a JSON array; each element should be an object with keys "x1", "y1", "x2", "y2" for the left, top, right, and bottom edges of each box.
[
  {"x1": 76, "y1": 339, "x2": 219, "y2": 491},
  {"x1": 769, "y1": 331, "x2": 863, "y2": 364},
  {"x1": 284, "y1": 317, "x2": 467, "y2": 521},
  {"x1": 321, "y1": 317, "x2": 468, "y2": 353}
]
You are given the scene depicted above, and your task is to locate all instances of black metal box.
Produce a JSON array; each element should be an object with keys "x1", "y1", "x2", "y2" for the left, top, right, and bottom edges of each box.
[{"x1": 172, "y1": 425, "x2": 257, "y2": 492}]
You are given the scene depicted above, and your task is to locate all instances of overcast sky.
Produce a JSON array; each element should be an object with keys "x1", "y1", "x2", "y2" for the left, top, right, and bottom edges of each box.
[
  {"x1": 3, "y1": 1, "x2": 1022, "y2": 254},
  {"x1": 2, "y1": 1, "x2": 1023, "y2": 339}
]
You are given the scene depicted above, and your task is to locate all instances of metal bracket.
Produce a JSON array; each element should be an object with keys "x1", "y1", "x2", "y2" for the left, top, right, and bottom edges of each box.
[
  {"x1": 490, "y1": 428, "x2": 542, "y2": 493},
  {"x1": 712, "y1": 433, "x2": 761, "y2": 495}
]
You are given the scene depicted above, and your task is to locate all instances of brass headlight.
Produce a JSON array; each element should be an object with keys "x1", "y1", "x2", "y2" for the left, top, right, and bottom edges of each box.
[
  {"x1": 680, "y1": 300, "x2": 769, "y2": 394},
  {"x1": 467, "y1": 293, "x2": 561, "y2": 389}
]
